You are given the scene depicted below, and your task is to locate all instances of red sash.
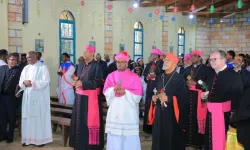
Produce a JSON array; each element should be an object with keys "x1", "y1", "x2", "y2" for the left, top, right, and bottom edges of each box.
[{"x1": 76, "y1": 88, "x2": 100, "y2": 145}]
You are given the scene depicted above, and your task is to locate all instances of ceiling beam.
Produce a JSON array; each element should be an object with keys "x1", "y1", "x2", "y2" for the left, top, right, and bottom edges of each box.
[{"x1": 140, "y1": 0, "x2": 181, "y2": 7}]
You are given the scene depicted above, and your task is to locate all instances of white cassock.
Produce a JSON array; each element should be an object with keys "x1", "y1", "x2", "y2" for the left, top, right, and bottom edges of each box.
[
  {"x1": 140, "y1": 76, "x2": 147, "y2": 102},
  {"x1": 19, "y1": 61, "x2": 52, "y2": 145},
  {"x1": 56, "y1": 63, "x2": 75, "y2": 105},
  {"x1": 104, "y1": 87, "x2": 142, "y2": 150}
]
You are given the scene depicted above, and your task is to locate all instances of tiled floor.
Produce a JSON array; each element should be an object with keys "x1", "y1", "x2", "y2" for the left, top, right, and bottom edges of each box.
[
  {"x1": 0, "y1": 123, "x2": 194, "y2": 150},
  {"x1": 0, "y1": 130, "x2": 195, "y2": 150}
]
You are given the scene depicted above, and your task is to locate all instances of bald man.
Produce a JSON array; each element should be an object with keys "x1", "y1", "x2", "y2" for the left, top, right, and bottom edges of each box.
[{"x1": 19, "y1": 51, "x2": 52, "y2": 147}]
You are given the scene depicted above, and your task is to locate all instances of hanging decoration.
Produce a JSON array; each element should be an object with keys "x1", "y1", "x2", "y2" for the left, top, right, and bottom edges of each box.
[
  {"x1": 203, "y1": 22, "x2": 206, "y2": 26},
  {"x1": 51, "y1": 0, "x2": 56, "y2": 18},
  {"x1": 154, "y1": 8, "x2": 160, "y2": 15},
  {"x1": 209, "y1": 18, "x2": 214, "y2": 24},
  {"x1": 107, "y1": 3, "x2": 113, "y2": 10},
  {"x1": 209, "y1": 5, "x2": 215, "y2": 13},
  {"x1": 230, "y1": 19, "x2": 235, "y2": 24},
  {"x1": 172, "y1": 16, "x2": 176, "y2": 22},
  {"x1": 190, "y1": 4, "x2": 196, "y2": 13},
  {"x1": 37, "y1": 0, "x2": 41, "y2": 17},
  {"x1": 190, "y1": 18, "x2": 195, "y2": 23},
  {"x1": 247, "y1": 17, "x2": 250, "y2": 23},
  {"x1": 160, "y1": 14, "x2": 164, "y2": 21},
  {"x1": 217, "y1": 24, "x2": 220, "y2": 28},
  {"x1": 236, "y1": 0, "x2": 244, "y2": 9},
  {"x1": 98, "y1": 14, "x2": 102, "y2": 28},
  {"x1": 80, "y1": 0, "x2": 85, "y2": 7},
  {"x1": 173, "y1": 7, "x2": 178, "y2": 14},
  {"x1": 128, "y1": 6, "x2": 133, "y2": 14},
  {"x1": 148, "y1": 13, "x2": 153, "y2": 18},
  {"x1": 92, "y1": 12, "x2": 95, "y2": 28},
  {"x1": 76, "y1": 5, "x2": 81, "y2": 15}
]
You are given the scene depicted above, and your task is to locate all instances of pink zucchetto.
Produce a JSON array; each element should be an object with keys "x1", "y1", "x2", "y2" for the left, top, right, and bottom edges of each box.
[
  {"x1": 192, "y1": 50, "x2": 202, "y2": 57},
  {"x1": 115, "y1": 51, "x2": 130, "y2": 62},
  {"x1": 184, "y1": 54, "x2": 192, "y2": 61},
  {"x1": 84, "y1": 45, "x2": 96, "y2": 54},
  {"x1": 151, "y1": 48, "x2": 162, "y2": 55}
]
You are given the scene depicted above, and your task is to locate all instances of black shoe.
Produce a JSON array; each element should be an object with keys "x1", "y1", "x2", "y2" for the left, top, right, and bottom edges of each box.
[
  {"x1": 6, "y1": 140, "x2": 13, "y2": 143},
  {"x1": 22, "y1": 143, "x2": 28, "y2": 147},
  {"x1": 38, "y1": 144, "x2": 45, "y2": 147}
]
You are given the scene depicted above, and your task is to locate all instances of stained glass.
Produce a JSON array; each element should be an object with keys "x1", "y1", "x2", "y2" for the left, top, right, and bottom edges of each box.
[
  {"x1": 134, "y1": 21, "x2": 143, "y2": 29},
  {"x1": 61, "y1": 40, "x2": 73, "y2": 54},
  {"x1": 60, "y1": 11, "x2": 74, "y2": 20}
]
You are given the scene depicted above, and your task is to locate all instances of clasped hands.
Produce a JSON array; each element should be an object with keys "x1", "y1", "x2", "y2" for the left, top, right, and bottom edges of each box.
[
  {"x1": 114, "y1": 83, "x2": 125, "y2": 95},
  {"x1": 152, "y1": 93, "x2": 168, "y2": 105},
  {"x1": 23, "y1": 80, "x2": 32, "y2": 87},
  {"x1": 146, "y1": 73, "x2": 156, "y2": 80}
]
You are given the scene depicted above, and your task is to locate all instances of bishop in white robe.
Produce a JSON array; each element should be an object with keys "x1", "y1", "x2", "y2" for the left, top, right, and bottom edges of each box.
[
  {"x1": 57, "y1": 53, "x2": 75, "y2": 105},
  {"x1": 103, "y1": 51, "x2": 143, "y2": 150},
  {"x1": 19, "y1": 51, "x2": 52, "y2": 146}
]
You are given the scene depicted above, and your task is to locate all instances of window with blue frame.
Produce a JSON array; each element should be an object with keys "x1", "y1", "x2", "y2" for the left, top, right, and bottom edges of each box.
[
  {"x1": 133, "y1": 22, "x2": 143, "y2": 61},
  {"x1": 59, "y1": 11, "x2": 76, "y2": 64},
  {"x1": 178, "y1": 27, "x2": 185, "y2": 57}
]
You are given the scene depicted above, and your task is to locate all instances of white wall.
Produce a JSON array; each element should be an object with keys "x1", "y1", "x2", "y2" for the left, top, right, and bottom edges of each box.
[
  {"x1": 166, "y1": 12, "x2": 196, "y2": 55},
  {"x1": 112, "y1": 1, "x2": 164, "y2": 61},
  {"x1": 22, "y1": 0, "x2": 105, "y2": 96}
]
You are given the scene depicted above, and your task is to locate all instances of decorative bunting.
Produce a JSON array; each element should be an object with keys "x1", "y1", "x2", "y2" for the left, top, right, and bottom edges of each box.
[
  {"x1": 190, "y1": 4, "x2": 196, "y2": 13},
  {"x1": 80, "y1": 0, "x2": 85, "y2": 7},
  {"x1": 51, "y1": 0, "x2": 56, "y2": 19},
  {"x1": 128, "y1": 6, "x2": 133, "y2": 14},
  {"x1": 209, "y1": 5, "x2": 215, "y2": 13},
  {"x1": 154, "y1": 8, "x2": 160, "y2": 15},
  {"x1": 148, "y1": 13, "x2": 153, "y2": 18},
  {"x1": 172, "y1": 16, "x2": 175, "y2": 22},
  {"x1": 247, "y1": 17, "x2": 250, "y2": 23},
  {"x1": 209, "y1": 18, "x2": 214, "y2": 24},
  {"x1": 217, "y1": 24, "x2": 220, "y2": 28},
  {"x1": 173, "y1": 7, "x2": 178, "y2": 14},
  {"x1": 107, "y1": 3, "x2": 112, "y2": 10},
  {"x1": 37, "y1": 0, "x2": 41, "y2": 17},
  {"x1": 236, "y1": 0, "x2": 244, "y2": 9},
  {"x1": 160, "y1": 15, "x2": 164, "y2": 21},
  {"x1": 230, "y1": 19, "x2": 235, "y2": 24}
]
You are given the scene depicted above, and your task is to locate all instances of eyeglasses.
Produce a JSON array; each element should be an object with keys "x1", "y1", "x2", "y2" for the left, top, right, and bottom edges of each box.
[{"x1": 209, "y1": 58, "x2": 222, "y2": 62}]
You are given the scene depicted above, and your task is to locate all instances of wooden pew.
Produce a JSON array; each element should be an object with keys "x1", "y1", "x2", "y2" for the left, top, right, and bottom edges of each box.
[
  {"x1": 50, "y1": 99, "x2": 73, "y2": 147},
  {"x1": 51, "y1": 116, "x2": 71, "y2": 147}
]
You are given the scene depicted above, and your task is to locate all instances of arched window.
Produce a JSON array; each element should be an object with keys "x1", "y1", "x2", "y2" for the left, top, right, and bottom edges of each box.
[
  {"x1": 133, "y1": 21, "x2": 143, "y2": 61},
  {"x1": 59, "y1": 11, "x2": 76, "y2": 63},
  {"x1": 178, "y1": 27, "x2": 185, "y2": 57}
]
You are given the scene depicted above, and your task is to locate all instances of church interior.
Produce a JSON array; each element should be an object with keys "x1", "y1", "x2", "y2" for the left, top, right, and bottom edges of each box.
[{"x1": 0, "y1": 0, "x2": 250, "y2": 149}]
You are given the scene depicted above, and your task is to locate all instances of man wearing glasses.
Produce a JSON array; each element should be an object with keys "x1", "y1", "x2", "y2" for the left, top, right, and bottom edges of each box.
[
  {"x1": 0, "y1": 53, "x2": 21, "y2": 143},
  {"x1": 202, "y1": 50, "x2": 243, "y2": 150}
]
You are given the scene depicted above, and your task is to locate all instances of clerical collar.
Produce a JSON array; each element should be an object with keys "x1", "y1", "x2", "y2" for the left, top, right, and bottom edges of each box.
[
  {"x1": 85, "y1": 59, "x2": 94, "y2": 66},
  {"x1": 234, "y1": 68, "x2": 242, "y2": 73},
  {"x1": 193, "y1": 63, "x2": 201, "y2": 68},
  {"x1": 216, "y1": 65, "x2": 227, "y2": 74}
]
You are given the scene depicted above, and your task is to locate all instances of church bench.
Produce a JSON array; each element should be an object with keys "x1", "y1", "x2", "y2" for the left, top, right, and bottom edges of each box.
[
  {"x1": 50, "y1": 101, "x2": 73, "y2": 109},
  {"x1": 51, "y1": 116, "x2": 71, "y2": 147},
  {"x1": 51, "y1": 107, "x2": 72, "y2": 115},
  {"x1": 51, "y1": 96, "x2": 59, "y2": 102}
]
